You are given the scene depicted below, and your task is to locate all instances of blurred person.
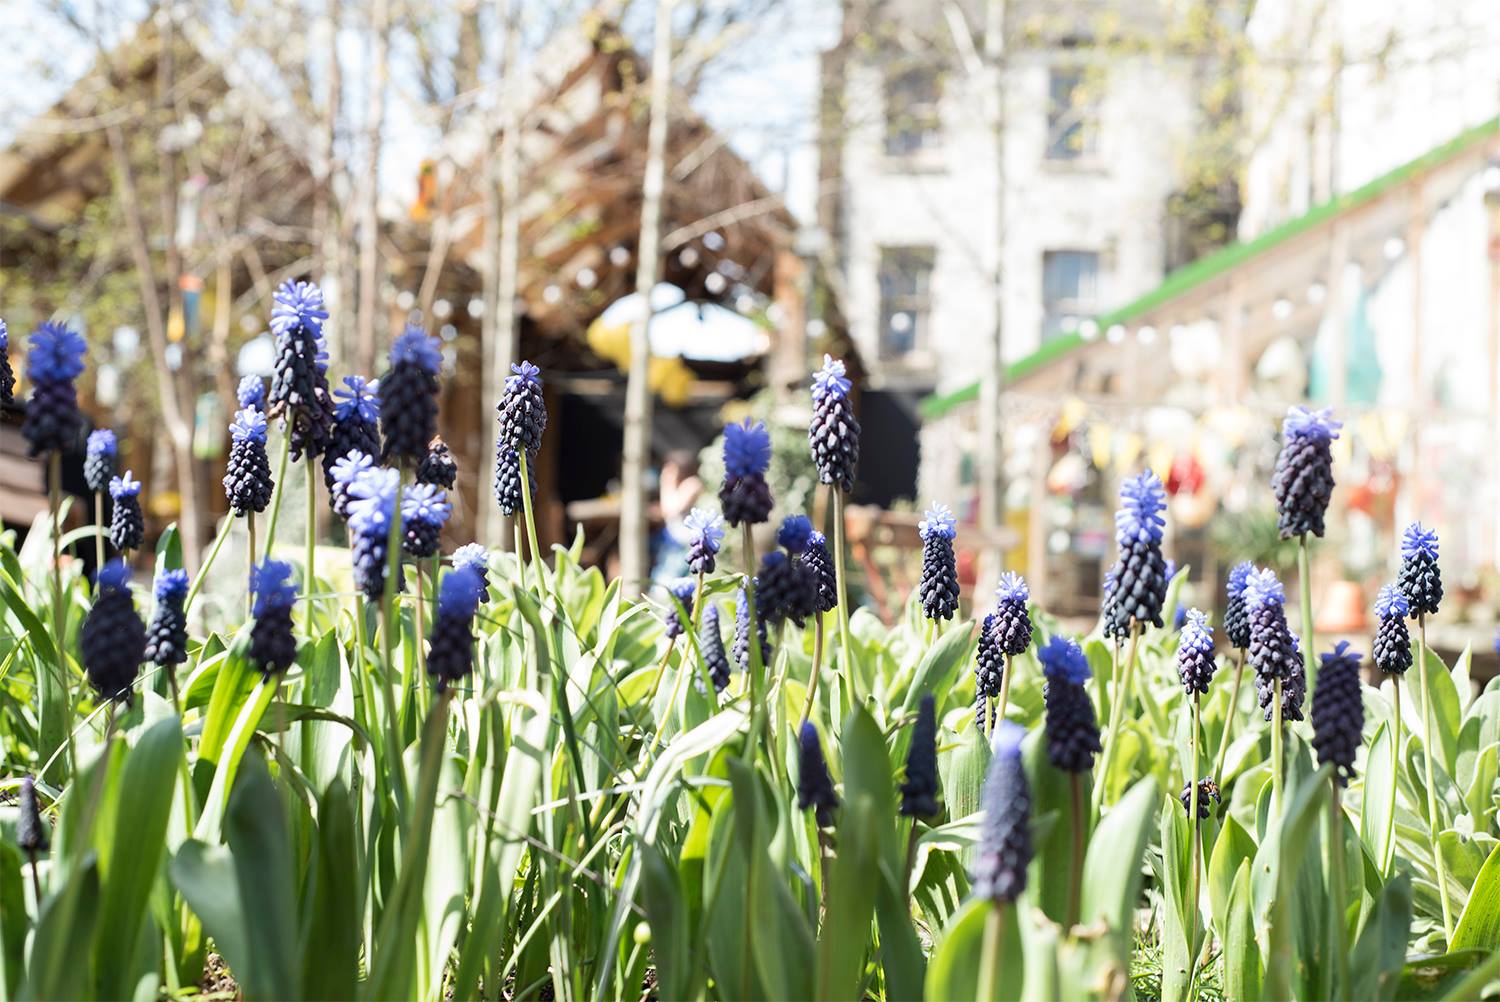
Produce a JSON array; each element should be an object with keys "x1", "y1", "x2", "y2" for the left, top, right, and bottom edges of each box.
[{"x1": 651, "y1": 449, "x2": 704, "y2": 583}]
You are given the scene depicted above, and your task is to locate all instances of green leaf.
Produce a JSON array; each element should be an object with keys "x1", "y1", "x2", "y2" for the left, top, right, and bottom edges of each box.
[
  {"x1": 1451, "y1": 841, "x2": 1500, "y2": 952},
  {"x1": 1222, "y1": 861, "x2": 1260, "y2": 1002},
  {"x1": 225, "y1": 749, "x2": 299, "y2": 1001},
  {"x1": 170, "y1": 842, "x2": 248, "y2": 988},
  {"x1": 1463, "y1": 744, "x2": 1497, "y2": 831},
  {"x1": 1254, "y1": 764, "x2": 1334, "y2": 1002},
  {"x1": 817, "y1": 707, "x2": 887, "y2": 1000},
  {"x1": 1023, "y1": 730, "x2": 1090, "y2": 927},
  {"x1": 639, "y1": 842, "x2": 692, "y2": 1002},
  {"x1": 1361, "y1": 721, "x2": 1396, "y2": 871},
  {"x1": 1078, "y1": 776, "x2": 1157, "y2": 984},
  {"x1": 93, "y1": 716, "x2": 184, "y2": 997},
  {"x1": 193, "y1": 674, "x2": 277, "y2": 841},
  {"x1": 300, "y1": 779, "x2": 359, "y2": 1001},
  {"x1": 1412, "y1": 645, "x2": 1461, "y2": 774},
  {"x1": 1349, "y1": 873, "x2": 1411, "y2": 1002},
  {"x1": 925, "y1": 898, "x2": 1023, "y2": 1002},
  {"x1": 1207, "y1": 814, "x2": 1257, "y2": 942},
  {"x1": 22, "y1": 855, "x2": 100, "y2": 1002},
  {"x1": 1158, "y1": 799, "x2": 1193, "y2": 1002},
  {"x1": 899, "y1": 626, "x2": 974, "y2": 717}
]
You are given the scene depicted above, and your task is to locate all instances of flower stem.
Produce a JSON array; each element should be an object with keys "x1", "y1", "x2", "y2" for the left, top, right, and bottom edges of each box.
[
  {"x1": 185, "y1": 515, "x2": 233, "y2": 614},
  {"x1": 305, "y1": 456, "x2": 317, "y2": 635},
  {"x1": 832, "y1": 488, "x2": 857, "y2": 713},
  {"x1": 93, "y1": 491, "x2": 105, "y2": 582},
  {"x1": 1417, "y1": 614, "x2": 1455, "y2": 943},
  {"x1": 1329, "y1": 781, "x2": 1351, "y2": 994},
  {"x1": 740, "y1": 522, "x2": 766, "y2": 763},
  {"x1": 1298, "y1": 535, "x2": 1317, "y2": 689},
  {"x1": 261, "y1": 432, "x2": 291, "y2": 559},
  {"x1": 1093, "y1": 624, "x2": 1140, "y2": 814},
  {"x1": 48, "y1": 453, "x2": 77, "y2": 780},
  {"x1": 246, "y1": 514, "x2": 256, "y2": 619},
  {"x1": 517, "y1": 450, "x2": 543, "y2": 596},
  {"x1": 1383, "y1": 677, "x2": 1401, "y2": 877},
  {"x1": 976, "y1": 903, "x2": 1006, "y2": 1002},
  {"x1": 1187, "y1": 693, "x2": 1202, "y2": 993},
  {"x1": 1067, "y1": 771, "x2": 1085, "y2": 930},
  {"x1": 995, "y1": 653, "x2": 1014, "y2": 734},
  {"x1": 1212, "y1": 648, "x2": 1246, "y2": 788},
  {"x1": 1271, "y1": 678, "x2": 1284, "y2": 818},
  {"x1": 800, "y1": 614, "x2": 824, "y2": 727}
]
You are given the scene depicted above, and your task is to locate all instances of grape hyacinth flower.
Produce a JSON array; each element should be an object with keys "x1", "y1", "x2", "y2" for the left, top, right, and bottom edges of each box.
[
  {"x1": 17, "y1": 775, "x2": 47, "y2": 856},
  {"x1": 0, "y1": 320, "x2": 14, "y2": 408},
  {"x1": 733, "y1": 584, "x2": 772, "y2": 672},
  {"x1": 777, "y1": 513, "x2": 814, "y2": 555},
  {"x1": 1372, "y1": 584, "x2": 1412, "y2": 676},
  {"x1": 109, "y1": 472, "x2": 145, "y2": 552},
  {"x1": 796, "y1": 721, "x2": 839, "y2": 827},
  {"x1": 1179, "y1": 779, "x2": 1221, "y2": 821},
  {"x1": 237, "y1": 374, "x2": 266, "y2": 413},
  {"x1": 991, "y1": 572, "x2": 1033, "y2": 657},
  {"x1": 975, "y1": 613, "x2": 1002, "y2": 731},
  {"x1": 493, "y1": 445, "x2": 537, "y2": 517},
  {"x1": 1276, "y1": 635, "x2": 1307, "y2": 722},
  {"x1": 329, "y1": 449, "x2": 376, "y2": 519},
  {"x1": 1245, "y1": 569, "x2": 1299, "y2": 717},
  {"x1": 802, "y1": 531, "x2": 838, "y2": 614},
  {"x1": 1113, "y1": 472, "x2": 1169, "y2": 631},
  {"x1": 1311, "y1": 641, "x2": 1364, "y2": 786},
  {"x1": 84, "y1": 429, "x2": 117, "y2": 495},
  {"x1": 700, "y1": 604, "x2": 731, "y2": 693},
  {"x1": 808, "y1": 354, "x2": 860, "y2": 493},
  {"x1": 918, "y1": 503, "x2": 960, "y2": 621},
  {"x1": 1398, "y1": 522, "x2": 1443, "y2": 617},
  {"x1": 324, "y1": 375, "x2": 380, "y2": 498},
  {"x1": 1101, "y1": 563, "x2": 1128, "y2": 640},
  {"x1": 718, "y1": 418, "x2": 773, "y2": 526},
  {"x1": 417, "y1": 436, "x2": 458, "y2": 489},
  {"x1": 662, "y1": 578, "x2": 696, "y2": 640},
  {"x1": 452, "y1": 543, "x2": 491, "y2": 603},
  {"x1": 498, "y1": 360, "x2": 547, "y2": 456},
  {"x1": 756, "y1": 550, "x2": 815, "y2": 627},
  {"x1": 899, "y1": 693, "x2": 941, "y2": 819},
  {"x1": 248, "y1": 559, "x2": 299, "y2": 678},
  {"x1": 971, "y1": 721, "x2": 1032, "y2": 903},
  {"x1": 1176, "y1": 609, "x2": 1216, "y2": 695},
  {"x1": 267, "y1": 279, "x2": 335, "y2": 461},
  {"x1": 346, "y1": 465, "x2": 400, "y2": 600},
  {"x1": 380, "y1": 325, "x2": 442, "y2": 465},
  {"x1": 684, "y1": 508, "x2": 725, "y2": 575},
  {"x1": 21, "y1": 321, "x2": 87, "y2": 457},
  {"x1": 427, "y1": 566, "x2": 485, "y2": 692},
  {"x1": 224, "y1": 409, "x2": 274, "y2": 516},
  {"x1": 1272, "y1": 406, "x2": 1341, "y2": 540},
  {"x1": 1039, "y1": 635, "x2": 1101, "y2": 773},
  {"x1": 80, "y1": 560, "x2": 145, "y2": 704},
  {"x1": 143, "y1": 569, "x2": 190, "y2": 673},
  {"x1": 1224, "y1": 561, "x2": 1254, "y2": 650},
  {"x1": 400, "y1": 482, "x2": 451, "y2": 559}
]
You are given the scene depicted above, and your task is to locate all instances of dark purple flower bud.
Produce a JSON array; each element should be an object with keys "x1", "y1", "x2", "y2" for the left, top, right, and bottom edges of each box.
[
  {"x1": 498, "y1": 361, "x2": 547, "y2": 456},
  {"x1": 1112, "y1": 472, "x2": 1168, "y2": 630},
  {"x1": 108, "y1": 471, "x2": 145, "y2": 551},
  {"x1": 991, "y1": 572, "x2": 1032, "y2": 656},
  {"x1": 699, "y1": 604, "x2": 731, "y2": 693},
  {"x1": 802, "y1": 530, "x2": 838, "y2": 614},
  {"x1": 1224, "y1": 561, "x2": 1253, "y2": 650},
  {"x1": 1398, "y1": 522, "x2": 1442, "y2": 617},
  {"x1": 971, "y1": 722, "x2": 1032, "y2": 903},
  {"x1": 144, "y1": 569, "x2": 190, "y2": 671},
  {"x1": 796, "y1": 721, "x2": 839, "y2": 827},
  {"x1": 224, "y1": 409, "x2": 274, "y2": 516},
  {"x1": 452, "y1": 543, "x2": 491, "y2": 603},
  {"x1": 21, "y1": 321, "x2": 86, "y2": 456},
  {"x1": 427, "y1": 566, "x2": 485, "y2": 691},
  {"x1": 416, "y1": 436, "x2": 458, "y2": 489},
  {"x1": 267, "y1": 279, "x2": 336, "y2": 461},
  {"x1": 685, "y1": 507, "x2": 724, "y2": 574},
  {"x1": 1039, "y1": 636, "x2": 1100, "y2": 773},
  {"x1": 1311, "y1": 641, "x2": 1364, "y2": 786},
  {"x1": 808, "y1": 355, "x2": 859, "y2": 493},
  {"x1": 380, "y1": 325, "x2": 441, "y2": 465},
  {"x1": 249, "y1": 559, "x2": 299, "y2": 678},
  {"x1": 900, "y1": 694, "x2": 941, "y2": 819},
  {"x1": 1179, "y1": 778, "x2": 1221, "y2": 823},
  {"x1": 1272, "y1": 406, "x2": 1340, "y2": 539},
  {"x1": 85, "y1": 429, "x2": 118, "y2": 494},
  {"x1": 662, "y1": 578, "x2": 696, "y2": 640},
  {"x1": 80, "y1": 560, "x2": 146, "y2": 703},
  {"x1": 919, "y1": 503, "x2": 959, "y2": 622},
  {"x1": 17, "y1": 775, "x2": 48, "y2": 854},
  {"x1": 400, "y1": 483, "x2": 451, "y2": 559},
  {"x1": 1373, "y1": 583, "x2": 1412, "y2": 676},
  {"x1": 1176, "y1": 609, "x2": 1216, "y2": 696}
]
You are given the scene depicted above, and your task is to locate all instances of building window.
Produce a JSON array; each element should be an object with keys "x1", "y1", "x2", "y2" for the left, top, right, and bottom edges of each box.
[
  {"x1": 878, "y1": 246, "x2": 935, "y2": 357},
  {"x1": 885, "y1": 64, "x2": 942, "y2": 157},
  {"x1": 1047, "y1": 68, "x2": 1097, "y2": 160},
  {"x1": 1042, "y1": 250, "x2": 1099, "y2": 340}
]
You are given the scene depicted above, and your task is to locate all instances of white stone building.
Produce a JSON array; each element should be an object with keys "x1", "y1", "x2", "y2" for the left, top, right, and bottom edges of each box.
[{"x1": 817, "y1": 0, "x2": 1204, "y2": 506}]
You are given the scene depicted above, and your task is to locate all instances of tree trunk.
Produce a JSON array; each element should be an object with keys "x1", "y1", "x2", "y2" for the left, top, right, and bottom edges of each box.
[
  {"x1": 481, "y1": 0, "x2": 522, "y2": 549},
  {"x1": 619, "y1": 0, "x2": 675, "y2": 597},
  {"x1": 976, "y1": 0, "x2": 1008, "y2": 582},
  {"x1": 316, "y1": 0, "x2": 345, "y2": 363},
  {"x1": 355, "y1": 0, "x2": 390, "y2": 375}
]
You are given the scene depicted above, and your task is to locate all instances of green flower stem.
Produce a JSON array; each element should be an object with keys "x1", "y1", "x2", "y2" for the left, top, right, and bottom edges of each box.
[
  {"x1": 1271, "y1": 679, "x2": 1284, "y2": 818},
  {"x1": 1186, "y1": 693, "x2": 1202, "y2": 994},
  {"x1": 48, "y1": 453, "x2": 77, "y2": 781},
  {"x1": 261, "y1": 432, "x2": 291, "y2": 560},
  {"x1": 740, "y1": 522, "x2": 766, "y2": 764},
  {"x1": 305, "y1": 456, "x2": 317, "y2": 635},
  {"x1": 833, "y1": 488, "x2": 857, "y2": 714},
  {"x1": 1298, "y1": 535, "x2": 1317, "y2": 689},
  {"x1": 1067, "y1": 771, "x2": 1085, "y2": 930},
  {"x1": 1094, "y1": 623, "x2": 1141, "y2": 815},
  {"x1": 246, "y1": 514, "x2": 256, "y2": 618},
  {"x1": 1383, "y1": 677, "x2": 1401, "y2": 876},
  {"x1": 1417, "y1": 614, "x2": 1455, "y2": 943},
  {"x1": 93, "y1": 491, "x2": 105, "y2": 581},
  {"x1": 1328, "y1": 781, "x2": 1351, "y2": 994},
  {"x1": 382, "y1": 470, "x2": 409, "y2": 814},
  {"x1": 975, "y1": 902, "x2": 1006, "y2": 1002},
  {"x1": 185, "y1": 514, "x2": 233, "y2": 614},
  {"x1": 800, "y1": 614, "x2": 824, "y2": 727},
  {"x1": 1211, "y1": 649, "x2": 1246, "y2": 787},
  {"x1": 994, "y1": 653, "x2": 1014, "y2": 735},
  {"x1": 517, "y1": 451, "x2": 543, "y2": 599}
]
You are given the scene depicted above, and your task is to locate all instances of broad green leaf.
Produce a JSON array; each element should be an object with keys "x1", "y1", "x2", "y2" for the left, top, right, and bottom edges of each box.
[
  {"x1": 1222, "y1": 861, "x2": 1260, "y2": 1002},
  {"x1": 300, "y1": 779, "x2": 359, "y2": 1001},
  {"x1": 1410, "y1": 645, "x2": 1461, "y2": 774},
  {"x1": 1349, "y1": 874, "x2": 1412, "y2": 1002},
  {"x1": 22, "y1": 855, "x2": 100, "y2": 1002},
  {"x1": 1464, "y1": 744, "x2": 1498, "y2": 830},
  {"x1": 1158, "y1": 800, "x2": 1193, "y2": 1002},
  {"x1": 93, "y1": 717, "x2": 184, "y2": 998},
  {"x1": 1023, "y1": 730, "x2": 1090, "y2": 927},
  {"x1": 1207, "y1": 813, "x2": 1257, "y2": 942},
  {"x1": 224, "y1": 749, "x2": 299, "y2": 1001},
  {"x1": 925, "y1": 898, "x2": 1023, "y2": 1002},
  {"x1": 1451, "y1": 841, "x2": 1500, "y2": 952},
  {"x1": 1361, "y1": 721, "x2": 1396, "y2": 871},
  {"x1": 1254, "y1": 764, "x2": 1334, "y2": 1002},
  {"x1": 193, "y1": 674, "x2": 276, "y2": 841},
  {"x1": 1078, "y1": 776, "x2": 1156, "y2": 984}
]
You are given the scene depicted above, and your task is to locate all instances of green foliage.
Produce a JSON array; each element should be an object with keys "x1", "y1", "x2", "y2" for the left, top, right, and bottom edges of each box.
[{"x1": 1, "y1": 509, "x2": 1498, "y2": 1001}]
